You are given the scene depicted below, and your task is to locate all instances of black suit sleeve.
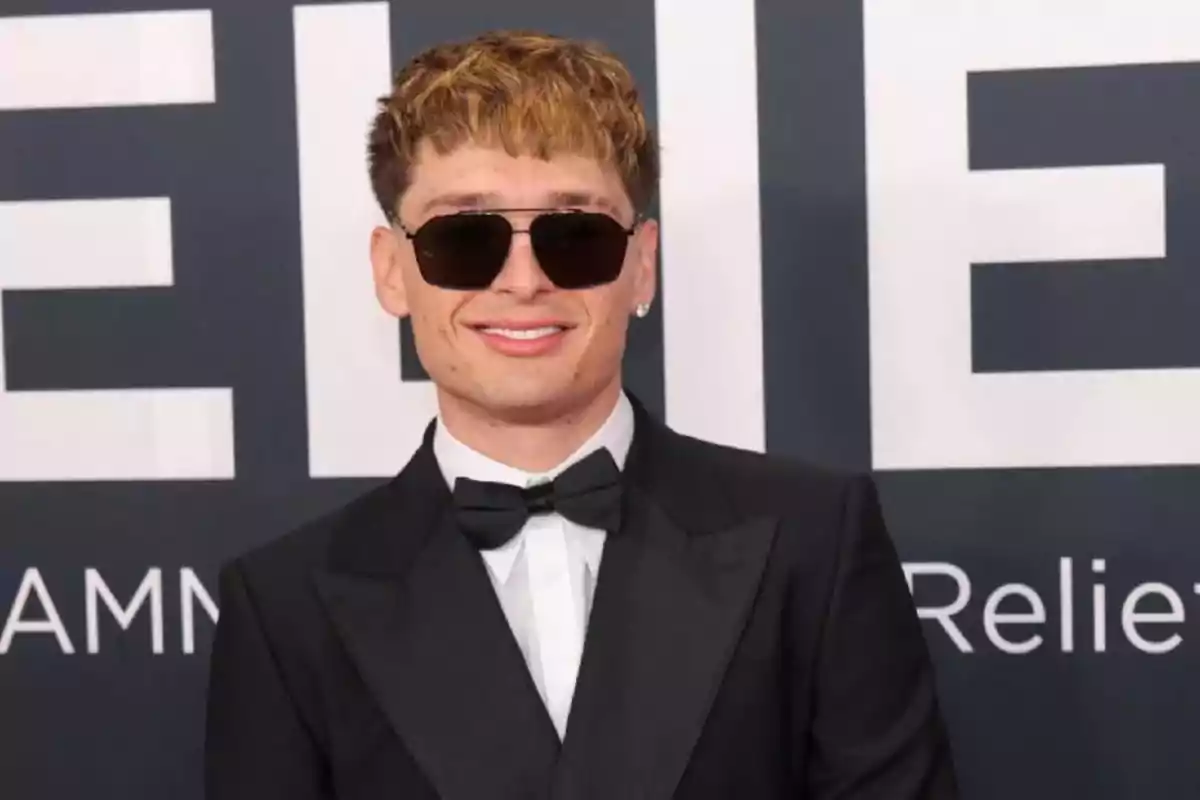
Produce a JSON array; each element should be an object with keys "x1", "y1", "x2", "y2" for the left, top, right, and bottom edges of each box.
[
  {"x1": 805, "y1": 476, "x2": 959, "y2": 799},
  {"x1": 204, "y1": 562, "x2": 330, "y2": 800}
]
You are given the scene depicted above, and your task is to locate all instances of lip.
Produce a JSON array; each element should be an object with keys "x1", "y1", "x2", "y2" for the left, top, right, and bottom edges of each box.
[
  {"x1": 468, "y1": 320, "x2": 574, "y2": 357},
  {"x1": 467, "y1": 319, "x2": 575, "y2": 331}
]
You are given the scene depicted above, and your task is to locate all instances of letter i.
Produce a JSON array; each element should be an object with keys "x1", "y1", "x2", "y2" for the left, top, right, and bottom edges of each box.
[{"x1": 1060, "y1": 557, "x2": 1074, "y2": 653}]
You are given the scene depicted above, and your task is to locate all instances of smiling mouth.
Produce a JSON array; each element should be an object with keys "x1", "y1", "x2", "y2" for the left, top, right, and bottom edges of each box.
[
  {"x1": 475, "y1": 325, "x2": 565, "y2": 340},
  {"x1": 468, "y1": 322, "x2": 575, "y2": 340}
]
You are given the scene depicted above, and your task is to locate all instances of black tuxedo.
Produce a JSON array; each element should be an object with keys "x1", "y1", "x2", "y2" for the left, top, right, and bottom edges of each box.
[{"x1": 204, "y1": 399, "x2": 958, "y2": 799}]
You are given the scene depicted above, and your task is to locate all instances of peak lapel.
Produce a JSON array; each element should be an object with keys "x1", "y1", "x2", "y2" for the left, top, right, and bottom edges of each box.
[
  {"x1": 554, "y1": 402, "x2": 780, "y2": 800},
  {"x1": 314, "y1": 429, "x2": 560, "y2": 800}
]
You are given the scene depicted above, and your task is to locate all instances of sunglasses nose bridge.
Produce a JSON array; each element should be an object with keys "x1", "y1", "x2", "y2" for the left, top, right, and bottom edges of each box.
[{"x1": 491, "y1": 227, "x2": 553, "y2": 294}]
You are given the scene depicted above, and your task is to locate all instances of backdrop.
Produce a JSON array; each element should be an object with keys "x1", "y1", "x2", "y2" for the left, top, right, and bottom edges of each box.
[{"x1": 3, "y1": 1, "x2": 1199, "y2": 798}]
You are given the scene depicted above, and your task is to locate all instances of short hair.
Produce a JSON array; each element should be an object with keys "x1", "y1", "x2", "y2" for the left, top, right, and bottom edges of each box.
[{"x1": 367, "y1": 30, "x2": 659, "y2": 222}]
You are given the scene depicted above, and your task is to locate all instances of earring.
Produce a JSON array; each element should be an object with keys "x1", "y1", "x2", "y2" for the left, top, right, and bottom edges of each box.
[{"x1": 634, "y1": 303, "x2": 651, "y2": 318}]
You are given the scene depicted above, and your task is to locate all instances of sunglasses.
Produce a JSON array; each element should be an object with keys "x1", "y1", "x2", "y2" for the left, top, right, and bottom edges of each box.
[{"x1": 397, "y1": 209, "x2": 639, "y2": 290}]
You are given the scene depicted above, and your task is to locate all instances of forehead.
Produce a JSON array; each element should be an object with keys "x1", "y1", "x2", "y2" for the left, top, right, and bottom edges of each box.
[{"x1": 400, "y1": 140, "x2": 631, "y2": 218}]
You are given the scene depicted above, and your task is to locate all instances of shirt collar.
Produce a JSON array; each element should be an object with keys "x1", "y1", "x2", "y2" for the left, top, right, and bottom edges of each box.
[{"x1": 433, "y1": 392, "x2": 635, "y2": 582}]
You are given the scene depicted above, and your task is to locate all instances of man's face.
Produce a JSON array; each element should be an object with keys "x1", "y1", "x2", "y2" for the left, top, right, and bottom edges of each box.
[{"x1": 370, "y1": 140, "x2": 658, "y2": 423}]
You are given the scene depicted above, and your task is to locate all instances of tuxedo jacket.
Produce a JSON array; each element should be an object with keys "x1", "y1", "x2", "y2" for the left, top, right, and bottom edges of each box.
[{"x1": 204, "y1": 399, "x2": 959, "y2": 800}]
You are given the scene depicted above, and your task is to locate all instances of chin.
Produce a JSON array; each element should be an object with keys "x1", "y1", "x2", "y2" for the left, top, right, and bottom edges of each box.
[
  {"x1": 478, "y1": 385, "x2": 576, "y2": 421},
  {"x1": 449, "y1": 376, "x2": 594, "y2": 424},
  {"x1": 432, "y1": 351, "x2": 620, "y2": 421}
]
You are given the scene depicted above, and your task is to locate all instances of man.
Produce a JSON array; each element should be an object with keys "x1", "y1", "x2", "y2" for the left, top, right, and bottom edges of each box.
[{"x1": 204, "y1": 29, "x2": 958, "y2": 800}]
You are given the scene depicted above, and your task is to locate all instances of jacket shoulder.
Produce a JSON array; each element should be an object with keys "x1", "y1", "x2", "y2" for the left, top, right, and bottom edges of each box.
[
  {"x1": 662, "y1": 427, "x2": 865, "y2": 518},
  {"x1": 224, "y1": 478, "x2": 400, "y2": 586}
]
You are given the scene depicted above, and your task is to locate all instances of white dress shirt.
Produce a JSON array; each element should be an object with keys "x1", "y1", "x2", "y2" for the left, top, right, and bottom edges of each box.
[{"x1": 432, "y1": 392, "x2": 635, "y2": 740}]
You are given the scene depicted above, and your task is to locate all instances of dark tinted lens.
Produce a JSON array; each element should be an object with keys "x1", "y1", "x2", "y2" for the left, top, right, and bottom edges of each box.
[
  {"x1": 411, "y1": 214, "x2": 512, "y2": 289},
  {"x1": 530, "y1": 213, "x2": 630, "y2": 289}
]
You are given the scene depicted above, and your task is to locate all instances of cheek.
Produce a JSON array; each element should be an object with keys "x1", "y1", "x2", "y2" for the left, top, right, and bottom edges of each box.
[
  {"x1": 409, "y1": 291, "x2": 464, "y2": 352},
  {"x1": 581, "y1": 295, "x2": 631, "y2": 352}
]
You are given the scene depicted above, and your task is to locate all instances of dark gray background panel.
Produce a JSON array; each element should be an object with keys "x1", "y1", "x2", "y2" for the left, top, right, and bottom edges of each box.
[{"x1": 1, "y1": 2, "x2": 1198, "y2": 799}]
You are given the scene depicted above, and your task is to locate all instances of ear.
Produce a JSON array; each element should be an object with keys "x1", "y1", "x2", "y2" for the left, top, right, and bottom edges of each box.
[
  {"x1": 630, "y1": 217, "x2": 659, "y2": 311},
  {"x1": 370, "y1": 225, "x2": 410, "y2": 318}
]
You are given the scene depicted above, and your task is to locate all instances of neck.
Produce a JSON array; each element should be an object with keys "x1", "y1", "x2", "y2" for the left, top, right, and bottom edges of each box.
[{"x1": 436, "y1": 380, "x2": 623, "y2": 473}]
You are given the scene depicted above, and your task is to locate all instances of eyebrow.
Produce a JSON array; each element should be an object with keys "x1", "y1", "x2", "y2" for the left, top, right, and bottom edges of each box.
[
  {"x1": 546, "y1": 191, "x2": 621, "y2": 216},
  {"x1": 417, "y1": 190, "x2": 624, "y2": 217},
  {"x1": 417, "y1": 192, "x2": 501, "y2": 215}
]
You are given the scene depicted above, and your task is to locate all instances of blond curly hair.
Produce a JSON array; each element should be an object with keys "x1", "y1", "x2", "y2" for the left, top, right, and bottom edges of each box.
[{"x1": 367, "y1": 30, "x2": 659, "y2": 222}]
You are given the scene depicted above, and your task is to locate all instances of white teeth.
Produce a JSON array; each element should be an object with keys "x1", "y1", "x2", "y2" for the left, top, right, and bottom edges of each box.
[{"x1": 480, "y1": 326, "x2": 563, "y2": 340}]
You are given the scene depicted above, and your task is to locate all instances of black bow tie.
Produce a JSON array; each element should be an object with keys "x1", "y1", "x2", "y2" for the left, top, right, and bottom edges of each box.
[{"x1": 452, "y1": 448, "x2": 624, "y2": 550}]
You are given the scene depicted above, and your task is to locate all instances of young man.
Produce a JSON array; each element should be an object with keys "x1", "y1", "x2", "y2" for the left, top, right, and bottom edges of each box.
[{"x1": 204, "y1": 30, "x2": 958, "y2": 800}]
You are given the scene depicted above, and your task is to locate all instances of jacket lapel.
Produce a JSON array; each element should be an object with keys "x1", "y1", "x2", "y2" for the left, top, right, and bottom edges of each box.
[
  {"x1": 314, "y1": 427, "x2": 559, "y2": 800},
  {"x1": 310, "y1": 400, "x2": 777, "y2": 800},
  {"x1": 553, "y1": 401, "x2": 780, "y2": 800}
]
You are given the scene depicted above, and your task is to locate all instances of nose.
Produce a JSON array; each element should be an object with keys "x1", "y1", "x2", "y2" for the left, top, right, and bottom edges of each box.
[{"x1": 490, "y1": 229, "x2": 554, "y2": 298}]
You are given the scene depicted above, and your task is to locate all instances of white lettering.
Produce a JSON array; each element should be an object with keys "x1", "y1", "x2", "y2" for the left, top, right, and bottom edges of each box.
[
  {"x1": 0, "y1": 568, "x2": 74, "y2": 654},
  {"x1": 1093, "y1": 558, "x2": 1108, "y2": 653},
  {"x1": 0, "y1": 12, "x2": 233, "y2": 482},
  {"x1": 85, "y1": 568, "x2": 164, "y2": 654},
  {"x1": 181, "y1": 568, "x2": 220, "y2": 655},
  {"x1": 1060, "y1": 557, "x2": 1075, "y2": 653},
  {"x1": 983, "y1": 583, "x2": 1045, "y2": 654},
  {"x1": 0, "y1": 10, "x2": 214, "y2": 110},
  {"x1": 1122, "y1": 583, "x2": 1185, "y2": 655},
  {"x1": 294, "y1": 3, "x2": 437, "y2": 478},
  {"x1": 653, "y1": 0, "x2": 765, "y2": 450},
  {"x1": 864, "y1": 0, "x2": 1200, "y2": 469},
  {"x1": 904, "y1": 562, "x2": 973, "y2": 653}
]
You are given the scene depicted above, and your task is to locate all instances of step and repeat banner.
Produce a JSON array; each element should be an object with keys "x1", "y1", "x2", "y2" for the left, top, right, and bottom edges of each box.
[{"x1": 3, "y1": 1, "x2": 1199, "y2": 797}]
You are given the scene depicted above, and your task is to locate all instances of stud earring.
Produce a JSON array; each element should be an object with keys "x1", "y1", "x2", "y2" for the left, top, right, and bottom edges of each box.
[{"x1": 634, "y1": 303, "x2": 651, "y2": 318}]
